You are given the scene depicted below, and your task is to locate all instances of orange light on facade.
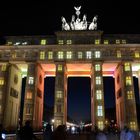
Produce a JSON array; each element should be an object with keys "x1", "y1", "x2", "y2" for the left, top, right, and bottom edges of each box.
[{"x1": 26, "y1": 91, "x2": 32, "y2": 99}]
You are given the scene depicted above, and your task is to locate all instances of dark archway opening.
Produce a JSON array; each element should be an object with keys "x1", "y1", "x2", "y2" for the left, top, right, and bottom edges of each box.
[
  {"x1": 20, "y1": 77, "x2": 55, "y2": 125},
  {"x1": 20, "y1": 77, "x2": 26, "y2": 124},
  {"x1": 67, "y1": 77, "x2": 91, "y2": 125},
  {"x1": 103, "y1": 77, "x2": 116, "y2": 124},
  {"x1": 43, "y1": 77, "x2": 55, "y2": 123},
  {"x1": 103, "y1": 76, "x2": 140, "y2": 128},
  {"x1": 133, "y1": 77, "x2": 140, "y2": 129}
]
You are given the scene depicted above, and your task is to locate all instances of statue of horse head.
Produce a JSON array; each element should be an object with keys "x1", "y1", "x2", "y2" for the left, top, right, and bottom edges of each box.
[{"x1": 61, "y1": 16, "x2": 66, "y2": 24}]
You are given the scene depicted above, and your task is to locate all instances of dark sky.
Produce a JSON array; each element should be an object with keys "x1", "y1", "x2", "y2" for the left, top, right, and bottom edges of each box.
[{"x1": 0, "y1": 0, "x2": 140, "y2": 35}]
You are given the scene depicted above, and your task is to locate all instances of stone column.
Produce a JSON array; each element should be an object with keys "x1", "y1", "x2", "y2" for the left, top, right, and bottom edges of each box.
[
  {"x1": 54, "y1": 62, "x2": 67, "y2": 128},
  {"x1": 114, "y1": 62, "x2": 138, "y2": 130},
  {"x1": 137, "y1": 70, "x2": 140, "y2": 101},
  {"x1": 91, "y1": 62, "x2": 105, "y2": 130},
  {"x1": 0, "y1": 63, "x2": 9, "y2": 125},
  {"x1": 23, "y1": 63, "x2": 45, "y2": 130},
  {"x1": 3, "y1": 64, "x2": 22, "y2": 130}
]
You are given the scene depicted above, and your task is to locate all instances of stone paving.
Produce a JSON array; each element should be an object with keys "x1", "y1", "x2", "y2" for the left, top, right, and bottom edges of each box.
[{"x1": 5, "y1": 133, "x2": 140, "y2": 140}]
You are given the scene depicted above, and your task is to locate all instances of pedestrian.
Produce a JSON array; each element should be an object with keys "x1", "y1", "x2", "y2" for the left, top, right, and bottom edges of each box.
[
  {"x1": 22, "y1": 120, "x2": 37, "y2": 140},
  {"x1": 43, "y1": 123, "x2": 52, "y2": 140},
  {"x1": 52, "y1": 125, "x2": 67, "y2": 140},
  {"x1": 125, "y1": 127, "x2": 135, "y2": 140},
  {"x1": 120, "y1": 126, "x2": 127, "y2": 140},
  {"x1": 16, "y1": 122, "x2": 24, "y2": 140},
  {"x1": 96, "y1": 129, "x2": 107, "y2": 140},
  {"x1": 89, "y1": 130, "x2": 95, "y2": 140},
  {"x1": 77, "y1": 127, "x2": 81, "y2": 134},
  {"x1": 0, "y1": 124, "x2": 5, "y2": 140}
]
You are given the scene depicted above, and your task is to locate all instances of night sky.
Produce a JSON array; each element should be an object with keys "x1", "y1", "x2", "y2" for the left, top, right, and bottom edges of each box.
[
  {"x1": 0, "y1": 0, "x2": 140, "y2": 35},
  {"x1": 1, "y1": 0, "x2": 140, "y2": 123}
]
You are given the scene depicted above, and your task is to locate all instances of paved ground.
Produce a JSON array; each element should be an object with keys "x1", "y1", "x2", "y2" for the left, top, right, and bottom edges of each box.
[
  {"x1": 67, "y1": 133, "x2": 140, "y2": 140},
  {"x1": 5, "y1": 133, "x2": 140, "y2": 140}
]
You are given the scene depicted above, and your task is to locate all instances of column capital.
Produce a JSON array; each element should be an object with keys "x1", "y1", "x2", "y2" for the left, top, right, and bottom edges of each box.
[
  {"x1": 118, "y1": 61, "x2": 133, "y2": 66},
  {"x1": 26, "y1": 62, "x2": 37, "y2": 65},
  {"x1": 137, "y1": 70, "x2": 140, "y2": 75},
  {"x1": 54, "y1": 61, "x2": 66, "y2": 64},
  {"x1": 91, "y1": 61, "x2": 104, "y2": 64},
  {"x1": 55, "y1": 62, "x2": 67, "y2": 74}
]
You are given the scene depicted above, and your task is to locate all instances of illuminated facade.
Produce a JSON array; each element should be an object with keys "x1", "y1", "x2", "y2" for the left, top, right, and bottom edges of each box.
[{"x1": 0, "y1": 30, "x2": 140, "y2": 131}]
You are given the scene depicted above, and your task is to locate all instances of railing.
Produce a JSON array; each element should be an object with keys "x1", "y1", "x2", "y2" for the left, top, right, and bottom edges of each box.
[{"x1": 5, "y1": 132, "x2": 43, "y2": 140}]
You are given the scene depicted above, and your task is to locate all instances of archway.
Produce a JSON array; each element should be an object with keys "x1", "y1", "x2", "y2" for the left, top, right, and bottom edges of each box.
[{"x1": 67, "y1": 77, "x2": 91, "y2": 125}]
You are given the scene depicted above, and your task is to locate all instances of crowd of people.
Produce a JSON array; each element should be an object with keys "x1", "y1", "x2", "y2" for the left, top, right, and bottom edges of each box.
[
  {"x1": 16, "y1": 121, "x2": 66, "y2": 140},
  {"x1": 0, "y1": 121, "x2": 137, "y2": 140},
  {"x1": 120, "y1": 126, "x2": 135, "y2": 140},
  {"x1": 42, "y1": 124, "x2": 136, "y2": 140}
]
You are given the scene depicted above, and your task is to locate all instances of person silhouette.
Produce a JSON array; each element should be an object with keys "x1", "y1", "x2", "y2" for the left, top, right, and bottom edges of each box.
[
  {"x1": 52, "y1": 125, "x2": 67, "y2": 140},
  {"x1": 125, "y1": 127, "x2": 135, "y2": 140},
  {"x1": 16, "y1": 124, "x2": 23, "y2": 140},
  {"x1": 96, "y1": 129, "x2": 107, "y2": 140},
  {"x1": 120, "y1": 126, "x2": 127, "y2": 140},
  {"x1": 22, "y1": 120, "x2": 37, "y2": 140},
  {"x1": 0, "y1": 124, "x2": 5, "y2": 140},
  {"x1": 43, "y1": 123, "x2": 52, "y2": 140}
]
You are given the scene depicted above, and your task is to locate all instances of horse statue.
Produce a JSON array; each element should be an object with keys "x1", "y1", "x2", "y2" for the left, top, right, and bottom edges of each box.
[
  {"x1": 70, "y1": 14, "x2": 88, "y2": 30},
  {"x1": 74, "y1": 17, "x2": 82, "y2": 30},
  {"x1": 61, "y1": 16, "x2": 70, "y2": 30},
  {"x1": 70, "y1": 15, "x2": 76, "y2": 30},
  {"x1": 88, "y1": 15, "x2": 98, "y2": 30},
  {"x1": 81, "y1": 14, "x2": 87, "y2": 30},
  {"x1": 61, "y1": 6, "x2": 98, "y2": 31}
]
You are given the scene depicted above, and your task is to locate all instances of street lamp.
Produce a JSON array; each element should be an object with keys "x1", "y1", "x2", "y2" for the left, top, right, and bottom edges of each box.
[
  {"x1": 105, "y1": 120, "x2": 108, "y2": 124},
  {"x1": 52, "y1": 119, "x2": 55, "y2": 123},
  {"x1": 71, "y1": 126, "x2": 76, "y2": 134},
  {"x1": 51, "y1": 119, "x2": 55, "y2": 131}
]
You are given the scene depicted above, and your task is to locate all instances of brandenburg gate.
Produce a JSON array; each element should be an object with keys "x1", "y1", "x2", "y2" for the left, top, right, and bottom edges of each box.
[{"x1": 0, "y1": 6, "x2": 139, "y2": 131}]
